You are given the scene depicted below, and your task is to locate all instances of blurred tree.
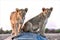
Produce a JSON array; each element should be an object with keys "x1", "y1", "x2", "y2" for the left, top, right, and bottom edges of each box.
[
  {"x1": 55, "y1": 29, "x2": 60, "y2": 33},
  {"x1": 0, "y1": 28, "x2": 4, "y2": 34},
  {"x1": 45, "y1": 28, "x2": 49, "y2": 33},
  {"x1": 4, "y1": 30, "x2": 12, "y2": 34}
]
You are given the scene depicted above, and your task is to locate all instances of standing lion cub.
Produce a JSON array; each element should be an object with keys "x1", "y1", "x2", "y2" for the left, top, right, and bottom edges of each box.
[
  {"x1": 22, "y1": 7, "x2": 53, "y2": 36},
  {"x1": 10, "y1": 8, "x2": 28, "y2": 36}
]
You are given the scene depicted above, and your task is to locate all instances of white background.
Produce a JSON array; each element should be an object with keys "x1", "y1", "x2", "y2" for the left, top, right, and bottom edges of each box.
[{"x1": 0, "y1": 0, "x2": 60, "y2": 30}]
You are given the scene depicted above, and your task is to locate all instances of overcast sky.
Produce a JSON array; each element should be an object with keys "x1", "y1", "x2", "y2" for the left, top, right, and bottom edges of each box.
[{"x1": 0, "y1": 0, "x2": 60, "y2": 30}]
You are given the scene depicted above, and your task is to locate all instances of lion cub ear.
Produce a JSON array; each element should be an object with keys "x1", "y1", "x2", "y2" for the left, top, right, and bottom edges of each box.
[
  {"x1": 42, "y1": 8, "x2": 45, "y2": 11},
  {"x1": 25, "y1": 8, "x2": 28, "y2": 12},
  {"x1": 50, "y1": 7, "x2": 53, "y2": 11},
  {"x1": 16, "y1": 8, "x2": 19, "y2": 12}
]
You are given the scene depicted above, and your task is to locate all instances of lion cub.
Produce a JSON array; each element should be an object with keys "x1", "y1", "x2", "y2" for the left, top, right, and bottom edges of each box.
[
  {"x1": 22, "y1": 7, "x2": 53, "y2": 36},
  {"x1": 10, "y1": 8, "x2": 28, "y2": 36}
]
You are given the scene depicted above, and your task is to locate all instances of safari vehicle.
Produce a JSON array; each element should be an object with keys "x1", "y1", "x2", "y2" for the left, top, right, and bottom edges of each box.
[{"x1": 12, "y1": 32, "x2": 47, "y2": 40}]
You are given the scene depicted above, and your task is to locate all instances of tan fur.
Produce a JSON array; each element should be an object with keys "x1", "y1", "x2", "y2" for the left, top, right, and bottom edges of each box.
[
  {"x1": 10, "y1": 8, "x2": 28, "y2": 36},
  {"x1": 22, "y1": 7, "x2": 53, "y2": 36}
]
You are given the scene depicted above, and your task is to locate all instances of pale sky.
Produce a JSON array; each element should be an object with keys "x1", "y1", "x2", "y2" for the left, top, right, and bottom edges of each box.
[{"x1": 0, "y1": 0, "x2": 60, "y2": 30}]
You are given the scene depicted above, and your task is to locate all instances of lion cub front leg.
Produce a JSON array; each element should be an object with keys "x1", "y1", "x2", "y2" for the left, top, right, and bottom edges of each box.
[
  {"x1": 18, "y1": 24, "x2": 22, "y2": 34},
  {"x1": 11, "y1": 24, "x2": 15, "y2": 35},
  {"x1": 39, "y1": 22, "x2": 44, "y2": 36},
  {"x1": 14, "y1": 23, "x2": 18, "y2": 36}
]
